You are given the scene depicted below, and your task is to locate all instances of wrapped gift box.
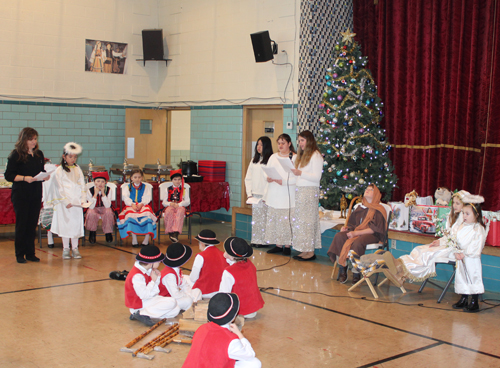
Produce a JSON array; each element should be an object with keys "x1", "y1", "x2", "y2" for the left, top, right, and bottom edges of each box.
[
  {"x1": 409, "y1": 205, "x2": 448, "y2": 234},
  {"x1": 198, "y1": 160, "x2": 226, "y2": 182},
  {"x1": 388, "y1": 202, "x2": 409, "y2": 231},
  {"x1": 483, "y1": 211, "x2": 500, "y2": 246},
  {"x1": 435, "y1": 206, "x2": 451, "y2": 237}
]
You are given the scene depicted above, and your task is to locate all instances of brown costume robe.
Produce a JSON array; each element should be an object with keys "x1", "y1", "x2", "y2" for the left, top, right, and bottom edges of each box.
[{"x1": 327, "y1": 206, "x2": 386, "y2": 264}]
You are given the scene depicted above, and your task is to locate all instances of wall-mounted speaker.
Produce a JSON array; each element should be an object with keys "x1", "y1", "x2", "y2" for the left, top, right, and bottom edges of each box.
[
  {"x1": 142, "y1": 29, "x2": 164, "y2": 60},
  {"x1": 250, "y1": 31, "x2": 274, "y2": 63}
]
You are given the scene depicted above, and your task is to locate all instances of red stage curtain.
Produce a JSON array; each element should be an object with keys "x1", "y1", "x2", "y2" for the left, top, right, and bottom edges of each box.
[{"x1": 353, "y1": 0, "x2": 500, "y2": 209}]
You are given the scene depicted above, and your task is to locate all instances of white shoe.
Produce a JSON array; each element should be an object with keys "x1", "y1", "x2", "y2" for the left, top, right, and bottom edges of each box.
[
  {"x1": 62, "y1": 249, "x2": 72, "y2": 259},
  {"x1": 72, "y1": 249, "x2": 82, "y2": 259}
]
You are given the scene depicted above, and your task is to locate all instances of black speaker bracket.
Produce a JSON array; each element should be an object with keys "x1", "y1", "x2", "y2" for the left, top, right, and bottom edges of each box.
[
  {"x1": 271, "y1": 40, "x2": 278, "y2": 55},
  {"x1": 136, "y1": 59, "x2": 172, "y2": 67}
]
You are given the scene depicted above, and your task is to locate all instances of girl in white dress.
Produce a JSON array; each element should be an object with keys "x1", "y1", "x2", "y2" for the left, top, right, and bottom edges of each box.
[
  {"x1": 400, "y1": 190, "x2": 469, "y2": 281},
  {"x1": 244, "y1": 136, "x2": 273, "y2": 248},
  {"x1": 50, "y1": 143, "x2": 87, "y2": 260},
  {"x1": 451, "y1": 195, "x2": 487, "y2": 313}
]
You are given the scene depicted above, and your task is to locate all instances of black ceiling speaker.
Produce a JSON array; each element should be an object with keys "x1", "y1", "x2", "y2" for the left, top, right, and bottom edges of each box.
[
  {"x1": 142, "y1": 29, "x2": 164, "y2": 60},
  {"x1": 250, "y1": 31, "x2": 275, "y2": 63}
]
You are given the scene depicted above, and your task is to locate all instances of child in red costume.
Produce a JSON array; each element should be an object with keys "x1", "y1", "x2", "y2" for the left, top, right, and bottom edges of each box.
[
  {"x1": 219, "y1": 237, "x2": 264, "y2": 319},
  {"x1": 182, "y1": 293, "x2": 261, "y2": 368}
]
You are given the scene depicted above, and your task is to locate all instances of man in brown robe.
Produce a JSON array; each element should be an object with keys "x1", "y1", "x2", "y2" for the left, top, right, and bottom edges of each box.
[{"x1": 327, "y1": 185, "x2": 387, "y2": 284}]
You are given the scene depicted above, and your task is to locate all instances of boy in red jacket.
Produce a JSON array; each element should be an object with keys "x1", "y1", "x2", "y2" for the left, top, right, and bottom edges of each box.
[{"x1": 182, "y1": 293, "x2": 261, "y2": 368}]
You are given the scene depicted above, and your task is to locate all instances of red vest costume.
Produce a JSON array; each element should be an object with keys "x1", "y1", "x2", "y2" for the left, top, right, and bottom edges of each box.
[
  {"x1": 182, "y1": 322, "x2": 237, "y2": 368},
  {"x1": 124, "y1": 266, "x2": 152, "y2": 309},
  {"x1": 226, "y1": 260, "x2": 265, "y2": 315},
  {"x1": 159, "y1": 267, "x2": 181, "y2": 297},
  {"x1": 192, "y1": 246, "x2": 227, "y2": 294}
]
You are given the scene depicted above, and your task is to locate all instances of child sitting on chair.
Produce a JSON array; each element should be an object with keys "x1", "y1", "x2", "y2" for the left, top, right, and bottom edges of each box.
[
  {"x1": 219, "y1": 237, "x2": 265, "y2": 319},
  {"x1": 125, "y1": 245, "x2": 180, "y2": 326},
  {"x1": 188, "y1": 229, "x2": 228, "y2": 299},
  {"x1": 117, "y1": 169, "x2": 157, "y2": 248},
  {"x1": 182, "y1": 293, "x2": 261, "y2": 368},
  {"x1": 85, "y1": 171, "x2": 115, "y2": 243},
  {"x1": 162, "y1": 169, "x2": 190, "y2": 243},
  {"x1": 159, "y1": 242, "x2": 202, "y2": 311}
]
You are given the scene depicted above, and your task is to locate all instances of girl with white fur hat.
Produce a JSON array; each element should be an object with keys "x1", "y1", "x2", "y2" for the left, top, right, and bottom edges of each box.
[{"x1": 49, "y1": 142, "x2": 88, "y2": 260}]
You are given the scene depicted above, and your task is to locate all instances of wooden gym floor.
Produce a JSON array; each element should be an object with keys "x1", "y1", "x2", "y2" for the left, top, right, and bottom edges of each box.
[{"x1": 1, "y1": 220, "x2": 500, "y2": 367}]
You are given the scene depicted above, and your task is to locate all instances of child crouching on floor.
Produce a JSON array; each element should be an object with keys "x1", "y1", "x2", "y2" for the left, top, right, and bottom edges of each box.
[
  {"x1": 125, "y1": 245, "x2": 180, "y2": 326},
  {"x1": 219, "y1": 237, "x2": 265, "y2": 319},
  {"x1": 182, "y1": 293, "x2": 261, "y2": 368},
  {"x1": 187, "y1": 229, "x2": 228, "y2": 299},
  {"x1": 159, "y1": 242, "x2": 202, "y2": 311}
]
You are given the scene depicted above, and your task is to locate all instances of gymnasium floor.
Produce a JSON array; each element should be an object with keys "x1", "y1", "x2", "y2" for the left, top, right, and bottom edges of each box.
[{"x1": 1, "y1": 220, "x2": 499, "y2": 368}]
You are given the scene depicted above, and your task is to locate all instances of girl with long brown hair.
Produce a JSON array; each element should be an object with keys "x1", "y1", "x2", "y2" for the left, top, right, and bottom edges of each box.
[
  {"x1": 5, "y1": 128, "x2": 46, "y2": 263},
  {"x1": 290, "y1": 130, "x2": 324, "y2": 260}
]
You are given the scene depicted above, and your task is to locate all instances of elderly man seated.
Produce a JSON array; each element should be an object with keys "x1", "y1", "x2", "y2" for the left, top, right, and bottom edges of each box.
[{"x1": 327, "y1": 184, "x2": 388, "y2": 285}]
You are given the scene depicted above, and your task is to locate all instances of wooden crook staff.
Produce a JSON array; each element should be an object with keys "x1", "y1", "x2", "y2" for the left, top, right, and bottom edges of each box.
[{"x1": 344, "y1": 196, "x2": 362, "y2": 227}]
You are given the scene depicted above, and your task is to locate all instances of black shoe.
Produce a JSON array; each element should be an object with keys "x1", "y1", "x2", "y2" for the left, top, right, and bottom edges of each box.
[
  {"x1": 26, "y1": 255, "x2": 40, "y2": 262},
  {"x1": 298, "y1": 255, "x2": 316, "y2": 262},
  {"x1": 130, "y1": 312, "x2": 155, "y2": 326},
  {"x1": 132, "y1": 243, "x2": 140, "y2": 248},
  {"x1": 105, "y1": 233, "x2": 113, "y2": 243},
  {"x1": 283, "y1": 247, "x2": 291, "y2": 256},
  {"x1": 267, "y1": 246, "x2": 283, "y2": 254},
  {"x1": 89, "y1": 231, "x2": 97, "y2": 244},
  {"x1": 293, "y1": 255, "x2": 302, "y2": 260},
  {"x1": 352, "y1": 273, "x2": 361, "y2": 284},
  {"x1": 48, "y1": 243, "x2": 55, "y2": 248},
  {"x1": 110, "y1": 270, "x2": 129, "y2": 281},
  {"x1": 339, "y1": 266, "x2": 348, "y2": 284},
  {"x1": 17, "y1": 257, "x2": 27, "y2": 264},
  {"x1": 452, "y1": 294, "x2": 469, "y2": 309},
  {"x1": 464, "y1": 295, "x2": 480, "y2": 313}
]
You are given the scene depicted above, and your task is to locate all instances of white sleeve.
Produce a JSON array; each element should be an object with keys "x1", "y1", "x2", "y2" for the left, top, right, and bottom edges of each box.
[
  {"x1": 162, "y1": 183, "x2": 172, "y2": 207},
  {"x1": 140, "y1": 184, "x2": 152, "y2": 205},
  {"x1": 102, "y1": 188, "x2": 112, "y2": 208},
  {"x1": 228, "y1": 338, "x2": 257, "y2": 361},
  {"x1": 122, "y1": 185, "x2": 133, "y2": 206},
  {"x1": 189, "y1": 255, "x2": 204, "y2": 283},
  {"x1": 461, "y1": 226, "x2": 486, "y2": 258},
  {"x1": 54, "y1": 168, "x2": 70, "y2": 207},
  {"x1": 87, "y1": 188, "x2": 97, "y2": 209},
  {"x1": 161, "y1": 273, "x2": 185, "y2": 299},
  {"x1": 245, "y1": 162, "x2": 253, "y2": 197},
  {"x1": 299, "y1": 152, "x2": 323, "y2": 184},
  {"x1": 77, "y1": 168, "x2": 87, "y2": 204},
  {"x1": 180, "y1": 184, "x2": 190, "y2": 207},
  {"x1": 219, "y1": 270, "x2": 235, "y2": 293},
  {"x1": 132, "y1": 273, "x2": 160, "y2": 300}
]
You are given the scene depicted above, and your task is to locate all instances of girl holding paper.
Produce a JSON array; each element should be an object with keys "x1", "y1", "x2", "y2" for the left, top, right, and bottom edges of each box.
[
  {"x1": 264, "y1": 134, "x2": 297, "y2": 255},
  {"x1": 244, "y1": 136, "x2": 273, "y2": 248},
  {"x1": 290, "y1": 130, "x2": 324, "y2": 261},
  {"x1": 50, "y1": 142, "x2": 87, "y2": 260},
  {"x1": 5, "y1": 128, "x2": 47, "y2": 263}
]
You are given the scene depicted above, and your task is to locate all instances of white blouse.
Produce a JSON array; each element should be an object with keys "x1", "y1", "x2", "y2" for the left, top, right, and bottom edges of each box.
[
  {"x1": 262, "y1": 153, "x2": 296, "y2": 209},
  {"x1": 244, "y1": 160, "x2": 268, "y2": 197},
  {"x1": 296, "y1": 151, "x2": 324, "y2": 187}
]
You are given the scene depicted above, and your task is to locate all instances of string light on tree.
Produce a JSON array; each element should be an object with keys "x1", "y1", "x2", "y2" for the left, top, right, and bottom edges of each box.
[{"x1": 317, "y1": 28, "x2": 398, "y2": 209}]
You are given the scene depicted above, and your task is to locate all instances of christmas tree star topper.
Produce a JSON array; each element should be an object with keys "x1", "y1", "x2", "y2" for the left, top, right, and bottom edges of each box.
[{"x1": 340, "y1": 28, "x2": 356, "y2": 44}]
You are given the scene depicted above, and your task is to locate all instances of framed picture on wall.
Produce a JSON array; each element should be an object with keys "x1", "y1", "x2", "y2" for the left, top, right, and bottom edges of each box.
[{"x1": 85, "y1": 39, "x2": 128, "y2": 74}]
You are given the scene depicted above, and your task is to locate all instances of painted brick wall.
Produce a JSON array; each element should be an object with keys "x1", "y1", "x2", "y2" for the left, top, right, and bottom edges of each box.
[{"x1": 0, "y1": 101, "x2": 125, "y2": 168}]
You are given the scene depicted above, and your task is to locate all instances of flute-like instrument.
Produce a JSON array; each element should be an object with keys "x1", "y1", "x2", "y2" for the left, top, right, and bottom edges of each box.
[
  {"x1": 125, "y1": 318, "x2": 166, "y2": 348},
  {"x1": 145, "y1": 331, "x2": 179, "y2": 354},
  {"x1": 133, "y1": 324, "x2": 179, "y2": 357}
]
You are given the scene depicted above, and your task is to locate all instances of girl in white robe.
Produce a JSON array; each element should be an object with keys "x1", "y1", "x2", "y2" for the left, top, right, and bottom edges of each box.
[
  {"x1": 50, "y1": 143, "x2": 87, "y2": 260},
  {"x1": 400, "y1": 190, "x2": 469, "y2": 282}
]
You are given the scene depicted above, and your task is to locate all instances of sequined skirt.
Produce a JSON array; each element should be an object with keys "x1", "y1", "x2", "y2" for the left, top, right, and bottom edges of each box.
[
  {"x1": 251, "y1": 195, "x2": 267, "y2": 245},
  {"x1": 292, "y1": 186, "x2": 322, "y2": 252},
  {"x1": 264, "y1": 207, "x2": 294, "y2": 246}
]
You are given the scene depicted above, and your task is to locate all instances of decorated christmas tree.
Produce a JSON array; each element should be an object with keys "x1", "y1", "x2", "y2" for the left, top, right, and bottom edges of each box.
[{"x1": 318, "y1": 29, "x2": 398, "y2": 210}]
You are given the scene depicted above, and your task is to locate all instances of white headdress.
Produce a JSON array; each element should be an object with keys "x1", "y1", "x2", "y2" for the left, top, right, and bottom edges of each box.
[
  {"x1": 461, "y1": 194, "x2": 484, "y2": 204},
  {"x1": 452, "y1": 190, "x2": 471, "y2": 202},
  {"x1": 63, "y1": 142, "x2": 82, "y2": 155}
]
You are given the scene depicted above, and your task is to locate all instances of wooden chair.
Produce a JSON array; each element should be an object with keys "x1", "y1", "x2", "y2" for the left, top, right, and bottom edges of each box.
[
  {"x1": 347, "y1": 249, "x2": 406, "y2": 299},
  {"x1": 118, "y1": 182, "x2": 155, "y2": 245},
  {"x1": 81, "y1": 182, "x2": 118, "y2": 246},
  {"x1": 331, "y1": 203, "x2": 392, "y2": 281},
  {"x1": 158, "y1": 182, "x2": 193, "y2": 244}
]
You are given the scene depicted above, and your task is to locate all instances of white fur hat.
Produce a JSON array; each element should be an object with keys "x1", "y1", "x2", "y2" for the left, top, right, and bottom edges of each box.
[
  {"x1": 63, "y1": 142, "x2": 82, "y2": 155},
  {"x1": 453, "y1": 190, "x2": 471, "y2": 201}
]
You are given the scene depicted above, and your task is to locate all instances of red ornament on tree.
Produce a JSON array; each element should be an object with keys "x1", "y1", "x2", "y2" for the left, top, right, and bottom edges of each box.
[
  {"x1": 343, "y1": 45, "x2": 347, "y2": 50},
  {"x1": 362, "y1": 154, "x2": 366, "y2": 158},
  {"x1": 349, "y1": 60, "x2": 353, "y2": 64}
]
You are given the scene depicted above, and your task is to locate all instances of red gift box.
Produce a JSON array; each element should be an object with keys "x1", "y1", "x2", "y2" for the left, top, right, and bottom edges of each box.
[
  {"x1": 198, "y1": 160, "x2": 226, "y2": 182},
  {"x1": 486, "y1": 221, "x2": 500, "y2": 247}
]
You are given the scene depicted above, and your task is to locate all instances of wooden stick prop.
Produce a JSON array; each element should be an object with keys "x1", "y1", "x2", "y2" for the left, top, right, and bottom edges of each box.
[
  {"x1": 132, "y1": 324, "x2": 179, "y2": 357},
  {"x1": 344, "y1": 195, "x2": 361, "y2": 227},
  {"x1": 142, "y1": 329, "x2": 179, "y2": 354},
  {"x1": 153, "y1": 333, "x2": 179, "y2": 352},
  {"x1": 173, "y1": 338, "x2": 193, "y2": 344},
  {"x1": 120, "y1": 318, "x2": 166, "y2": 352}
]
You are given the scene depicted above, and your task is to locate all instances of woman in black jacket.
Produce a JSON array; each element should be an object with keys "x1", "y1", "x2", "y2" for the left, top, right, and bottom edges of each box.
[{"x1": 5, "y1": 128, "x2": 46, "y2": 263}]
